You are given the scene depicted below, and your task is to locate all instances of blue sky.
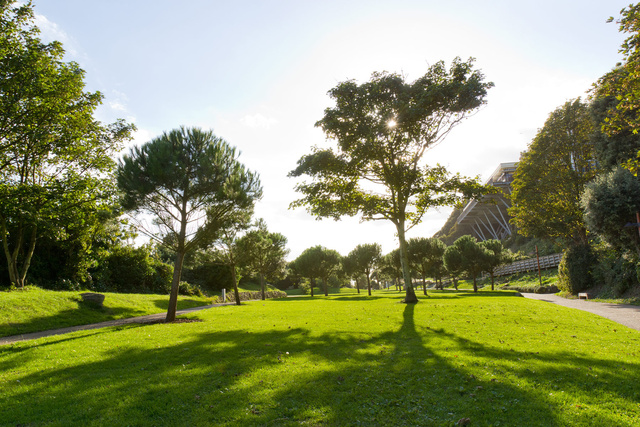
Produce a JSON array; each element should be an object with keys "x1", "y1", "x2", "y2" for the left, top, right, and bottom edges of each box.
[{"x1": 33, "y1": 0, "x2": 630, "y2": 259}]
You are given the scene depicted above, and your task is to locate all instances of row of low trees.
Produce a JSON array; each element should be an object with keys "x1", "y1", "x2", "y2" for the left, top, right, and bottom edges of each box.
[
  {"x1": 506, "y1": 4, "x2": 640, "y2": 296},
  {"x1": 288, "y1": 236, "x2": 510, "y2": 297}
]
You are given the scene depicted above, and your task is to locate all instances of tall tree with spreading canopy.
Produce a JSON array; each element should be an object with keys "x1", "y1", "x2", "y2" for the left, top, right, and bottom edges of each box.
[
  {"x1": 509, "y1": 99, "x2": 598, "y2": 246},
  {"x1": 236, "y1": 219, "x2": 289, "y2": 300},
  {"x1": 0, "y1": 0, "x2": 134, "y2": 288},
  {"x1": 290, "y1": 58, "x2": 492, "y2": 303},
  {"x1": 117, "y1": 127, "x2": 262, "y2": 321}
]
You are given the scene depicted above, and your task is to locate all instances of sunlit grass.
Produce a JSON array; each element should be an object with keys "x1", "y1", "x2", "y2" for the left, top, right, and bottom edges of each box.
[
  {"x1": 0, "y1": 287, "x2": 214, "y2": 337},
  {"x1": 1, "y1": 290, "x2": 639, "y2": 426}
]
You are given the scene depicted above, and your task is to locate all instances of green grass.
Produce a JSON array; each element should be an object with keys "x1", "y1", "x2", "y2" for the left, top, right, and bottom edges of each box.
[
  {"x1": 0, "y1": 287, "x2": 215, "y2": 338},
  {"x1": 1, "y1": 290, "x2": 639, "y2": 426}
]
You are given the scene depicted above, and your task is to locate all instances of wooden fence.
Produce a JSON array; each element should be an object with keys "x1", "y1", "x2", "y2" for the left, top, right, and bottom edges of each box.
[{"x1": 494, "y1": 253, "x2": 562, "y2": 277}]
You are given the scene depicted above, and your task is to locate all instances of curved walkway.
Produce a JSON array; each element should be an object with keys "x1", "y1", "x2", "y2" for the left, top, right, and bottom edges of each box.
[
  {"x1": 522, "y1": 293, "x2": 640, "y2": 332},
  {"x1": 0, "y1": 302, "x2": 238, "y2": 346}
]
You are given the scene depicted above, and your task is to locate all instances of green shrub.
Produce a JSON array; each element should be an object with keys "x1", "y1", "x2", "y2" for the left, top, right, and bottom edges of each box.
[
  {"x1": 178, "y1": 281, "x2": 204, "y2": 297},
  {"x1": 557, "y1": 244, "x2": 595, "y2": 294},
  {"x1": 591, "y1": 244, "x2": 638, "y2": 297},
  {"x1": 90, "y1": 245, "x2": 173, "y2": 294},
  {"x1": 299, "y1": 282, "x2": 311, "y2": 295},
  {"x1": 225, "y1": 290, "x2": 287, "y2": 303}
]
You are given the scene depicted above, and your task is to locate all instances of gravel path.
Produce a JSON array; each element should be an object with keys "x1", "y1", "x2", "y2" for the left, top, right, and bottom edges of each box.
[
  {"x1": 0, "y1": 302, "x2": 238, "y2": 346},
  {"x1": 521, "y1": 293, "x2": 640, "y2": 332}
]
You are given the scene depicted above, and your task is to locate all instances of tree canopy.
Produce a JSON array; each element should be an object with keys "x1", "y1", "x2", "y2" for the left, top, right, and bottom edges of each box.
[
  {"x1": 290, "y1": 58, "x2": 492, "y2": 303},
  {"x1": 236, "y1": 219, "x2": 289, "y2": 300},
  {"x1": 509, "y1": 99, "x2": 597, "y2": 246},
  {"x1": 117, "y1": 127, "x2": 262, "y2": 320},
  {"x1": 346, "y1": 243, "x2": 381, "y2": 296},
  {"x1": 0, "y1": 0, "x2": 134, "y2": 288}
]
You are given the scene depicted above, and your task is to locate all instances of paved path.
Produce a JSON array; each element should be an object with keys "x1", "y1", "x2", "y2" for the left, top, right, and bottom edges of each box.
[
  {"x1": 521, "y1": 293, "x2": 640, "y2": 332},
  {"x1": 0, "y1": 302, "x2": 238, "y2": 346}
]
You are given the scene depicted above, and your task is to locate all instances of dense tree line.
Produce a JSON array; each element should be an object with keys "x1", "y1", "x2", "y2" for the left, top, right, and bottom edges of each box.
[{"x1": 507, "y1": 3, "x2": 640, "y2": 297}]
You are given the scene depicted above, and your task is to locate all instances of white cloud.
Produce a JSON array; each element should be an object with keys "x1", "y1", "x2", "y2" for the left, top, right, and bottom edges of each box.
[
  {"x1": 33, "y1": 13, "x2": 81, "y2": 58},
  {"x1": 240, "y1": 113, "x2": 278, "y2": 129}
]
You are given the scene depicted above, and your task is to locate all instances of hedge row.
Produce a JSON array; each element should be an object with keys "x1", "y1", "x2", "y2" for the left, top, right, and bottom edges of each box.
[
  {"x1": 501, "y1": 284, "x2": 559, "y2": 294},
  {"x1": 225, "y1": 290, "x2": 288, "y2": 302}
]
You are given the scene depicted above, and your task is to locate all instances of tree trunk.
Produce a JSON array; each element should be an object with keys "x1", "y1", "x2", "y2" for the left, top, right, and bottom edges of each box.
[
  {"x1": 166, "y1": 250, "x2": 185, "y2": 322},
  {"x1": 490, "y1": 272, "x2": 495, "y2": 291},
  {"x1": 310, "y1": 277, "x2": 315, "y2": 297},
  {"x1": 473, "y1": 275, "x2": 478, "y2": 293},
  {"x1": 323, "y1": 276, "x2": 328, "y2": 296},
  {"x1": 421, "y1": 272, "x2": 428, "y2": 296},
  {"x1": 397, "y1": 223, "x2": 418, "y2": 303},
  {"x1": 355, "y1": 277, "x2": 360, "y2": 294},
  {"x1": 366, "y1": 269, "x2": 372, "y2": 296},
  {"x1": 231, "y1": 265, "x2": 241, "y2": 306},
  {"x1": 260, "y1": 273, "x2": 266, "y2": 300}
]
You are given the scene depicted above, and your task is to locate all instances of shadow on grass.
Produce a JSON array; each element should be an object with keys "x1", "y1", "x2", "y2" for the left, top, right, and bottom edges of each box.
[
  {"x1": 0, "y1": 300, "x2": 150, "y2": 339},
  {"x1": 3, "y1": 301, "x2": 638, "y2": 426}
]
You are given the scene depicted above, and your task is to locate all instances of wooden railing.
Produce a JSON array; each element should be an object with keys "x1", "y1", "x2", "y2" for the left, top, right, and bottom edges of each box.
[{"x1": 494, "y1": 253, "x2": 562, "y2": 277}]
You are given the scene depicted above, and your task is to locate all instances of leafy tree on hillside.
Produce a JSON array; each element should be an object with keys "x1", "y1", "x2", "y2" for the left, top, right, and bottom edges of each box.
[
  {"x1": 290, "y1": 58, "x2": 493, "y2": 303},
  {"x1": 582, "y1": 167, "x2": 640, "y2": 257},
  {"x1": 117, "y1": 127, "x2": 262, "y2": 321},
  {"x1": 596, "y1": 4, "x2": 640, "y2": 143},
  {"x1": 509, "y1": 99, "x2": 597, "y2": 246},
  {"x1": 347, "y1": 243, "x2": 382, "y2": 296},
  {"x1": 0, "y1": 1, "x2": 134, "y2": 289},
  {"x1": 236, "y1": 219, "x2": 289, "y2": 300}
]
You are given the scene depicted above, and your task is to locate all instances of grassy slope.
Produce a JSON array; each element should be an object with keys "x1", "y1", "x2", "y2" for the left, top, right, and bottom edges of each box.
[
  {"x1": 1, "y1": 290, "x2": 639, "y2": 426},
  {"x1": 0, "y1": 287, "x2": 214, "y2": 337}
]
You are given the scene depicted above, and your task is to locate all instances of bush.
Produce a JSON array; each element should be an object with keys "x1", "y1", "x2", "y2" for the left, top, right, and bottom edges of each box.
[
  {"x1": 591, "y1": 244, "x2": 638, "y2": 297},
  {"x1": 178, "y1": 281, "x2": 204, "y2": 297},
  {"x1": 299, "y1": 282, "x2": 311, "y2": 295},
  {"x1": 225, "y1": 290, "x2": 287, "y2": 303},
  {"x1": 501, "y1": 284, "x2": 559, "y2": 294},
  {"x1": 90, "y1": 245, "x2": 173, "y2": 294},
  {"x1": 557, "y1": 244, "x2": 596, "y2": 294}
]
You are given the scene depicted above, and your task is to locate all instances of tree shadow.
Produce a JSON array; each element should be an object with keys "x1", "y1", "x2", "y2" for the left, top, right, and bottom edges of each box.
[{"x1": 1, "y1": 302, "x2": 638, "y2": 425}]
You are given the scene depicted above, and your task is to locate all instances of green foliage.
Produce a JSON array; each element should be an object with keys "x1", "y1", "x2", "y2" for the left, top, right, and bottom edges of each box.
[
  {"x1": 597, "y1": 4, "x2": 640, "y2": 137},
  {"x1": 450, "y1": 235, "x2": 490, "y2": 292},
  {"x1": 591, "y1": 244, "x2": 638, "y2": 297},
  {"x1": 0, "y1": 1, "x2": 134, "y2": 289},
  {"x1": 236, "y1": 219, "x2": 289, "y2": 300},
  {"x1": 117, "y1": 126, "x2": 261, "y2": 319},
  {"x1": 557, "y1": 244, "x2": 596, "y2": 294},
  {"x1": 290, "y1": 58, "x2": 493, "y2": 302},
  {"x1": 509, "y1": 99, "x2": 596, "y2": 245},
  {"x1": 582, "y1": 167, "x2": 640, "y2": 256},
  {"x1": 90, "y1": 245, "x2": 173, "y2": 294},
  {"x1": 290, "y1": 246, "x2": 342, "y2": 297},
  {"x1": 345, "y1": 243, "x2": 381, "y2": 295}
]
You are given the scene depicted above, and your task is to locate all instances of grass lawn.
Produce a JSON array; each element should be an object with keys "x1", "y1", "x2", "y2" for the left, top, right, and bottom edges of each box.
[
  {"x1": 0, "y1": 287, "x2": 214, "y2": 338},
  {"x1": 1, "y1": 290, "x2": 639, "y2": 426}
]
